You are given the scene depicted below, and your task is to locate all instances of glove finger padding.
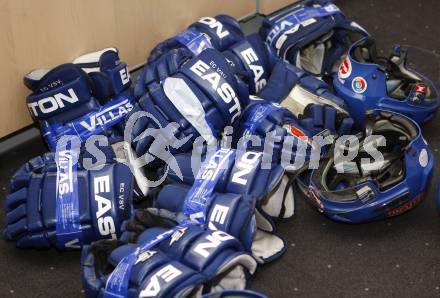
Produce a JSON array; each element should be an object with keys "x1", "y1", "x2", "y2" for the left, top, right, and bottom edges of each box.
[
  {"x1": 149, "y1": 15, "x2": 244, "y2": 64},
  {"x1": 82, "y1": 225, "x2": 257, "y2": 297},
  {"x1": 72, "y1": 47, "x2": 132, "y2": 102},
  {"x1": 299, "y1": 104, "x2": 354, "y2": 136},
  {"x1": 134, "y1": 47, "x2": 193, "y2": 99},
  {"x1": 255, "y1": 61, "x2": 354, "y2": 136},
  {"x1": 4, "y1": 148, "x2": 133, "y2": 250},
  {"x1": 134, "y1": 15, "x2": 244, "y2": 100}
]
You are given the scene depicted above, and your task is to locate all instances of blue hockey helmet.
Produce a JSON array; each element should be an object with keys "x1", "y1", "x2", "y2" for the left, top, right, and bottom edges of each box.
[
  {"x1": 334, "y1": 37, "x2": 439, "y2": 127},
  {"x1": 306, "y1": 110, "x2": 433, "y2": 223}
]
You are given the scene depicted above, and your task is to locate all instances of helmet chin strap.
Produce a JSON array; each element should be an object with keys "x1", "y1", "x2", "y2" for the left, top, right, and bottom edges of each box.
[{"x1": 364, "y1": 112, "x2": 375, "y2": 138}]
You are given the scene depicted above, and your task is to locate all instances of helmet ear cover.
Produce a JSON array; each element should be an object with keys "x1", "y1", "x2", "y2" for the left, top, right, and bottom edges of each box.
[{"x1": 311, "y1": 111, "x2": 418, "y2": 202}]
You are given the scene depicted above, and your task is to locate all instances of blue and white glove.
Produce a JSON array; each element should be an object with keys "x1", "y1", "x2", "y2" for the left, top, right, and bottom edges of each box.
[
  {"x1": 126, "y1": 49, "x2": 249, "y2": 163},
  {"x1": 155, "y1": 148, "x2": 291, "y2": 264},
  {"x1": 259, "y1": 0, "x2": 369, "y2": 76},
  {"x1": 134, "y1": 15, "x2": 244, "y2": 99},
  {"x1": 257, "y1": 62, "x2": 354, "y2": 136},
  {"x1": 144, "y1": 148, "x2": 289, "y2": 263},
  {"x1": 258, "y1": 62, "x2": 354, "y2": 135},
  {"x1": 165, "y1": 149, "x2": 294, "y2": 222},
  {"x1": 222, "y1": 33, "x2": 354, "y2": 136},
  {"x1": 145, "y1": 182, "x2": 286, "y2": 264},
  {"x1": 82, "y1": 224, "x2": 257, "y2": 297},
  {"x1": 3, "y1": 141, "x2": 134, "y2": 250},
  {"x1": 24, "y1": 48, "x2": 134, "y2": 151}
]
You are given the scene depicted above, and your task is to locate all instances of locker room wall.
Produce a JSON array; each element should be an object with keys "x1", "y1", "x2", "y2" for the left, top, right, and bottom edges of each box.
[
  {"x1": 0, "y1": 0, "x2": 298, "y2": 138},
  {"x1": 260, "y1": 0, "x2": 299, "y2": 14}
]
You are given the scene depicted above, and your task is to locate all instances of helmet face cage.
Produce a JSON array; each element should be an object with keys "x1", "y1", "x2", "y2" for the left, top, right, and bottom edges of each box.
[{"x1": 307, "y1": 110, "x2": 433, "y2": 223}]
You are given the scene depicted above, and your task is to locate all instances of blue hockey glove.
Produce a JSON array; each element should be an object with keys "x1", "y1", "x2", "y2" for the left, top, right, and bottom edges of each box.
[
  {"x1": 134, "y1": 15, "x2": 244, "y2": 99},
  {"x1": 165, "y1": 148, "x2": 295, "y2": 222},
  {"x1": 24, "y1": 48, "x2": 134, "y2": 151},
  {"x1": 221, "y1": 34, "x2": 354, "y2": 136},
  {"x1": 126, "y1": 49, "x2": 249, "y2": 166},
  {"x1": 82, "y1": 224, "x2": 257, "y2": 297},
  {"x1": 133, "y1": 148, "x2": 288, "y2": 263},
  {"x1": 257, "y1": 62, "x2": 354, "y2": 136},
  {"x1": 145, "y1": 182, "x2": 286, "y2": 264},
  {"x1": 4, "y1": 141, "x2": 135, "y2": 250},
  {"x1": 259, "y1": 0, "x2": 369, "y2": 76}
]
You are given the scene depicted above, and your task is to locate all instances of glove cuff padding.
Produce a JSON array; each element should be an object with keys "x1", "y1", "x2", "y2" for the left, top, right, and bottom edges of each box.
[
  {"x1": 259, "y1": 175, "x2": 295, "y2": 220},
  {"x1": 251, "y1": 229, "x2": 287, "y2": 264},
  {"x1": 148, "y1": 15, "x2": 244, "y2": 63},
  {"x1": 167, "y1": 151, "x2": 287, "y2": 202},
  {"x1": 176, "y1": 49, "x2": 249, "y2": 124},
  {"x1": 25, "y1": 63, "x2": 97, "y2": 121},
  {"x1": 134, "y1": 47, "x2": 193, "y2": 99},
  {"x1": 192, "y1": 15, "x2": 244, "y2": 50}
]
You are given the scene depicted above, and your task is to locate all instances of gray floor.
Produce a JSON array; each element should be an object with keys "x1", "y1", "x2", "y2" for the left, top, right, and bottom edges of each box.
[{"x1": 1, "y1": 0, "x2": 440, "y2": 297}]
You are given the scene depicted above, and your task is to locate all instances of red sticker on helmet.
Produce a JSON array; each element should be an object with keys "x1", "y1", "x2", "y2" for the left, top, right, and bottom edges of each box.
[
  {"x1": 413, "y1": 83, "x2": 427, "y2": 94},
  {"x1": 387, "y1": 193, "x2": 424, "y2": 217},
  {"x1": 351, "y1": 76, "x2": 368, "y2": 93},
  {"x1": 338, "y1": 57, "x2": 352, "y2": 79}
]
